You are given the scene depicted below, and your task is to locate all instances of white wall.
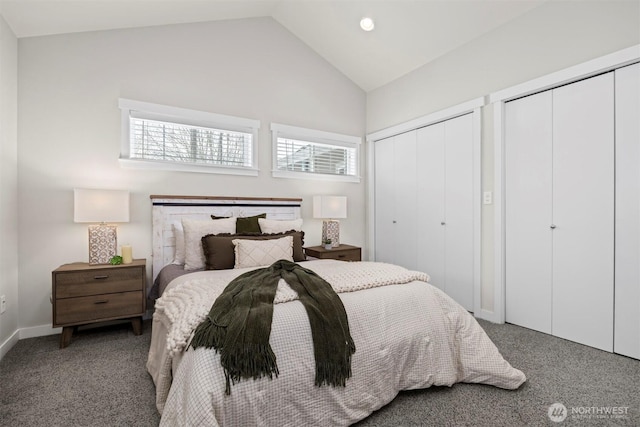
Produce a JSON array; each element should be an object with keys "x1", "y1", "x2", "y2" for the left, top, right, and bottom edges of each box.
[
  {"x1": 366, "y1": 1, "x2": 640, "y2": 316},
  {"x1": 17, "y1": 17, "x2": 366, "y2": 331},
  {"x1": 0, "y1": 15, "x2": 18, "y2": 357}
]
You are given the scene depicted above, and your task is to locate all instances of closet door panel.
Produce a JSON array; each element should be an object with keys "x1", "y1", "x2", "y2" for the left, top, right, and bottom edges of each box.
[
  {"x1": 374, "y1": 137, "x2": 396, "y2": 264},
  {"x1": 552, "y1": 72, "x2": 614, "y2": 352},
  {"x1": 444, "y1": 114, "x2": 474, "y2": 311},
  {"x1": 614, "y1": 63, "x2": 640, "y2": 359},
  {"x1": 393, "y1": 131, "x2": 418, "y2": 270},
  {"x1": 416, "y1": 123, "x2": 446, "y2": 290},
  {"x1": 504, "y1": 91, "x2": 553, "y2": 333}
]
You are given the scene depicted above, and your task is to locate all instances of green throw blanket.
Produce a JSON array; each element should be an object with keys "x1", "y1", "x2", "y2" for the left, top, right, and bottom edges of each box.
[{"x1": 189, "y1": 259, "x2": 356, "y2": 394}]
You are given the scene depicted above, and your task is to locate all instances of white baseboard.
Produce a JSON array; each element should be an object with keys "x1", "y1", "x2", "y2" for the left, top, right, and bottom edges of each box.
[
  {"x1": 19, "y1": 324, "x2": 61, "y2": 340},
  {"x1": 0, "y1": 324, "x2": 61, "y2": 362},
  {"x1": 0, "y1": 329, "x2": 19, "y2": 361}
]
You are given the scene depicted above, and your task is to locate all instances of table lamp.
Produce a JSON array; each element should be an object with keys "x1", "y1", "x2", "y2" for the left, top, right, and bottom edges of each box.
[
  {"x1": 74, "y1": 188, "x2": 130, "y2": 265},
  {"x1": 313, "y1": 195, "x2": 347, "y2": 248}
]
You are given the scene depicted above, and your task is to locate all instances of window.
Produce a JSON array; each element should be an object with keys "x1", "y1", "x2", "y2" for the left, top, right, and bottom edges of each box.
[
  {"x1": 271, "y1": 123, "x2": 360, "y2": 182},
  {"x1": 119, "y1": 99, "x2": 259, "y2": 175}
]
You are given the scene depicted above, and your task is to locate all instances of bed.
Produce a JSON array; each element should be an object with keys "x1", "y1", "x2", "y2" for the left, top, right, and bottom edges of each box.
[{"x1": 146, "y1": 196, "x2": 526, "y2": 426}]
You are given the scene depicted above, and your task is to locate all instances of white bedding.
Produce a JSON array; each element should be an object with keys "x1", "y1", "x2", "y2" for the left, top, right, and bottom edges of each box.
[{"x1": 147, "y1": 260, "x2": 526, "y2": 426}]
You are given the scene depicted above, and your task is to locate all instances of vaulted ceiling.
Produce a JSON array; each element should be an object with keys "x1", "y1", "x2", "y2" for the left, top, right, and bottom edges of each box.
[{"x1": 0, "y1": 0, "x2": 547, "y2": 91}]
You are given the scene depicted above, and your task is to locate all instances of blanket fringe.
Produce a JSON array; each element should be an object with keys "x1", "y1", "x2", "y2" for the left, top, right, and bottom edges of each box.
[
  {"x1": 222, "y1": 344, "x2": 279, "y2": 395},
  {"x1": 315, "y1": 360, "x2": 352, "y2": 388},
  {"x1": 315, "y1": 338, "x2": 356, "y2": 388}
]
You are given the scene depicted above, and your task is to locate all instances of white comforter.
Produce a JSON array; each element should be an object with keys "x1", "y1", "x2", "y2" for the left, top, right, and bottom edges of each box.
[{"x1": 147, "y1": 260, "x2": 526, "y2": 426}]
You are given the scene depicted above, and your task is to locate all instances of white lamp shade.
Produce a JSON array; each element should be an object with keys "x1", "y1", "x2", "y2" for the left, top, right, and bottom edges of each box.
[
  {"x1": 313, "y1": 195, "x2": 347, "y2": 219},
  {"x1": 74, "y1": 188, "x2": 130, "y2": 223}
]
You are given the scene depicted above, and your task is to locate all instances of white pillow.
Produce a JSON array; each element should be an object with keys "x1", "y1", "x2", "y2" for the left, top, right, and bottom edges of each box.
[
  {"x1": 182, "y1": 217, "x2": 237, "y2": 270},
  {"x1": 258, "y1": 218, "x2": 303, "y2": 234},
  {"x1": 233, "y1": 236, "x2": 294, "y2": 269},
  {"x1": 172, "y1": 222, "x2": 185, "y2": 265}
]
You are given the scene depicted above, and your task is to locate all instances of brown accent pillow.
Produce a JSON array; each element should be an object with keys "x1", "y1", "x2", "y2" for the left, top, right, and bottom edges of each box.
[
  {"x1": 202, "y1": 230, "x2": 306, "y2": 270},
  {"x1": 211, "y1": 213, "x2": 266, "y2": 234}
]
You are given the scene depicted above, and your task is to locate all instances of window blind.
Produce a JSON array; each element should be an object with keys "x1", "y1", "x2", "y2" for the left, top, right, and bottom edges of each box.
[
  {"x1": 275, "y1": 137, "x2": 356, "y2": 176},
  {"x1": 271, "y1": 123, "x2": 360, "y2": 181},
  {"x1": 130, "y1": 118, "x2": 252, "y2": 167}
]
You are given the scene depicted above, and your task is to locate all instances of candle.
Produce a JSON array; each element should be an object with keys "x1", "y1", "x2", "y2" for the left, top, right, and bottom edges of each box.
[{"x1": 121, "y1": 245, "x2": 133, "y2": 264}]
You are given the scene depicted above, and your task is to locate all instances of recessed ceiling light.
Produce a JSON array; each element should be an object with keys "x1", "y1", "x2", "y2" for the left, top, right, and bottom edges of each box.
[{"x1": 360, "y1": 17, "x2": 375, "y2": 32}]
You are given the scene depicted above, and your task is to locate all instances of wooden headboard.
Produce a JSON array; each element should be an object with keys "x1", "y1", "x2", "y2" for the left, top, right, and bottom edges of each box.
[{"x1": 150, "y1": 195, "x2": 303, "y2": 281}]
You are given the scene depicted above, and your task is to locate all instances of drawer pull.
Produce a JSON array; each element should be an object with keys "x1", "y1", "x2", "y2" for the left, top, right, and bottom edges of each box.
[
  {"x1": 338, "y1": 254, "x2": 346, "y2": 258},
  {"x1": 93, "y1": 275, "x2": 109, "y2": 280},
  {"x1": 94, "y1": 300, "x2": 109, "y2": 305}
]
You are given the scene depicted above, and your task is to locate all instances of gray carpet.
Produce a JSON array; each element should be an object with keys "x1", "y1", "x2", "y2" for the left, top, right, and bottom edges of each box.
[{"x1": 1, "y1": 319, "x2": 638, "y2": 426}]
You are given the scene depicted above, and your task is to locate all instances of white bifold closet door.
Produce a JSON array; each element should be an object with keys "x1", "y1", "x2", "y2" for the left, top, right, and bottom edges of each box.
[
  {"x1": 374, "y1": 136, "x2": 396, "y2": 265},
  {"x1": 552, "y1": 73, "x2": 614, "y2": 351},
  {"x1": 374, "y1": 131, "x2": 418, "y2": 270},
  {"x1": 615, "y1": 62, "x2": 640, "y2": 359},
  {"x1": 505, "y1": 72, "x2": 615, "y2": 352},
  {"x1": 417, "y1": 114, "x2": 474, "y2": 311},
  {"x1": 374, "y1": 113, "x2": 474, "y2": 311},
  {"x1": 505, "y1": 90, "x2": 553, "y2": 335}
]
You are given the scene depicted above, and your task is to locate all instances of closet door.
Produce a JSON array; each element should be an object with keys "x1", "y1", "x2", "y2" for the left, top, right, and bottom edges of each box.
[
  {"x1": 374, "y1": 110, "x2": 478, "y2": 311},
  {"x1": 416, "y1": 123, "x2": 446, "y2": 290},
  {"x1": 552, "y1": 72, "x2": 614, "y2": 352},
  {"x1": 416, "y1": 115, "x2": 474, "y2": 311},
  {"x1": 394, "y1": 131, "x2": 418, "y2": 269},
  {"x1": 443, "y1": 114, "x2": 474, "y2": 311},
  {"x1": 505, "y1": 91, "x2": 553, "y2": 334},
  {"x1": 374, "y1": 136, "x2": 396, "y2": 264},
  {"x1": 614, "y1": 63, "x2": 640, "y2": 359},
  {"x1": 374, "y1": 131, "x2": 418, "y2": 269}
]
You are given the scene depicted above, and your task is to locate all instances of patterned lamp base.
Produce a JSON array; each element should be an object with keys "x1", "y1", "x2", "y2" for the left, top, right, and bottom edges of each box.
[
  {"x1": 322, "y1": 220, "x2": 340, "y2": 248},
  {"x1": 88, "y1": 224, "x2": 117, "y2": 265}
]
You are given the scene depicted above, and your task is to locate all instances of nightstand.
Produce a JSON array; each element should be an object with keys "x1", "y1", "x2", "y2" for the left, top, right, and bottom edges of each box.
[
  {"x1": 304, "y1": 244, "x2": 361, "y2": 261},
  {"x1": 52, "y1": 259, "x2": 146, "y2": 348}
]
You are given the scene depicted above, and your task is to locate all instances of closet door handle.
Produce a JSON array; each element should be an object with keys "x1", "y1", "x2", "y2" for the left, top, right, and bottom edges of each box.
[
  {"x1": 550, "y1": 224, "x2": 557, "y2": 229},
  {"x1": 441, "y1": 222, "x2": 446, "y2": 226},
  {"x1": 392, "y1": 220, "x2": 397, "y2": 224}
]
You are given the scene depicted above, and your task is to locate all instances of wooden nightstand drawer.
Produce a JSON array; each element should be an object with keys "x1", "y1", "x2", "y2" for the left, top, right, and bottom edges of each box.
[
  {"x1": 55, "y1": 291, "x2": 144, "y2": 325},
  {"x1": 55, "y1": 267, "x2": 143, "y2": 298},
  {"x1": 329, "y1": 250, "x2": 360, "y2": 261},
  {"x1": 304, "y1": 244, "x2": 361, "y2": 261}
]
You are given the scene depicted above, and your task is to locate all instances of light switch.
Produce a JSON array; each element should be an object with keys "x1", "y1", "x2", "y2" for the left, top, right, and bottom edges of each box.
[{"x1": 483, "y1": 191, "x2": 493, "y2": 205}]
